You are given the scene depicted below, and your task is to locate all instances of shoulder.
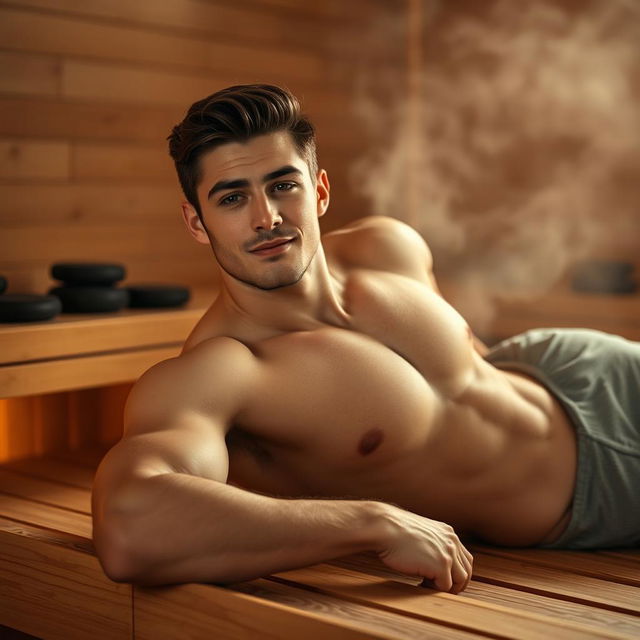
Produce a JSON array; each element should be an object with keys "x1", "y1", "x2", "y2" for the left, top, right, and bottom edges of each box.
[
  {"x1": 324, "y1": 216, "x2": 433, "y2": 280},
  {"x1": 125, "y1": 337, "x2": 258, "y2": 432}
]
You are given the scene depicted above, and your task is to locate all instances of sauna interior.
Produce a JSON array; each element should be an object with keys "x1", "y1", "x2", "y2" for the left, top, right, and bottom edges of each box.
[{"x1": 0, "y1": 1, "x2": 638, "y2": 639}]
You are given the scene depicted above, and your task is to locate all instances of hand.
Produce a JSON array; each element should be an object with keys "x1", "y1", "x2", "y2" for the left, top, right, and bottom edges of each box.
[{"x1": 375, "y1": 505, "x2": 473, "y2": 594}]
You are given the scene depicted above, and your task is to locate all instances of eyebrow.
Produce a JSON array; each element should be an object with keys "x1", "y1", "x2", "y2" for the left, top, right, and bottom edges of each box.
[{"x1": 207, "y1": 165, "x2": 303, "y2": 200}]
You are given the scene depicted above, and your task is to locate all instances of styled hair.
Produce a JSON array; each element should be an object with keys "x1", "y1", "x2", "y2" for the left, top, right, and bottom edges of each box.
[{"x1": 168, "y1": 84, "x2": 317, "y2": 220}]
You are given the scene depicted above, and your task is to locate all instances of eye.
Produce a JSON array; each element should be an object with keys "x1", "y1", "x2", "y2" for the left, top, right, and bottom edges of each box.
[
  {"x1": 273, "y1": 182, "x2": 296, "y2": 192},
  {"x1": 219, "y1": 193, "x2": 243, "y2": 206}
]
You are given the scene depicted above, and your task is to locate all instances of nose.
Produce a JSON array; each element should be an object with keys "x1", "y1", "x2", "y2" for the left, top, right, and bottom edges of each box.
[{"x1": 251, "y1": 194, "x2": 282, "y2": 232}]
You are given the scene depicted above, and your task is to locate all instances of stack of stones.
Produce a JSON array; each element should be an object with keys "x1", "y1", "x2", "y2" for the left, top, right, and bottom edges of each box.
[
  {"x1": 49, "y1": 263, "x2": 130, "y2": 313},
  {"x1": 0, "y1": 264, "x2": 191, "y2": 323},
  {"x1": 49, "y1": 262, "x2": 191, "y2": 312}
]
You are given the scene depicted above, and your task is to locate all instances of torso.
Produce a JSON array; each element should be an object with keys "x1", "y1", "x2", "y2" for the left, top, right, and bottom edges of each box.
[{"x1": 182, "y1": 223, "x2": 577, "y2": 547}]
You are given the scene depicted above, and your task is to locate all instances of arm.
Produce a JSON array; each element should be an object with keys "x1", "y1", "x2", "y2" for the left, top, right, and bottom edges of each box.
[{"x1": 93, "y1": 339, "x2": 472, "y2": 591}]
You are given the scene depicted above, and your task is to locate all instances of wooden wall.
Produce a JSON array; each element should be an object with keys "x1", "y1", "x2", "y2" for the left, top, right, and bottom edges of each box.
[{"x1": 0, "y1": 0, "x2": 407, "y2": 296}]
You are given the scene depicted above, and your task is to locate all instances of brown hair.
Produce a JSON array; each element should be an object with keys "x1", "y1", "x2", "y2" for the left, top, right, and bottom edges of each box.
[{"x1": 168, "y1": 84, "x2": 318, "y2": 220}]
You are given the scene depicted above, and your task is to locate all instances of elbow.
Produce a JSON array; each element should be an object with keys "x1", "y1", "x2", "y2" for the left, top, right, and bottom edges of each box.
[{"x1": 93, "y1": 517, "x2": 142, "y2": 583}]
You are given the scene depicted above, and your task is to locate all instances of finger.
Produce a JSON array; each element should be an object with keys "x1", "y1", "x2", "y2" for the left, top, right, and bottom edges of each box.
[
  {"x1": 450, "y1": 555, "x2": 471, "y2": 594},
  {"x1": 458, "y1": 552, "x2": 472, "y2": 591},
  {"x1": 434, "y1": 560, "x2": 454, "y2": 592}
]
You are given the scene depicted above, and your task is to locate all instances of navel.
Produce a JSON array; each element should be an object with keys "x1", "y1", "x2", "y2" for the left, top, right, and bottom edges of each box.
[{"x1": 358, "y1": 428, "x2": 384, "y2": 456}]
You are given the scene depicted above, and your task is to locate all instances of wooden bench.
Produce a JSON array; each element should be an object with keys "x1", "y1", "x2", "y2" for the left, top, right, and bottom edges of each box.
[
  {"x1": 1, "y1": 286, "x2": 639, "y2": 639},
  {"x1": 1, "y1": 447, "x2": 639, "y2": 639}
]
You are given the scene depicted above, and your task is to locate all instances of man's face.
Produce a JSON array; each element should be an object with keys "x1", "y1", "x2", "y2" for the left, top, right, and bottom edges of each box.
[{"x1": 184, "y1": 131, "x2": 329, "y2": 291}]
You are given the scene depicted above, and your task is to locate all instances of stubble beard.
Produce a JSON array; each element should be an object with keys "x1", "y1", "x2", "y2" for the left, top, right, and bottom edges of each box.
[{"x1": 210, "y1": 235, "x2": 317, "y2": 291}]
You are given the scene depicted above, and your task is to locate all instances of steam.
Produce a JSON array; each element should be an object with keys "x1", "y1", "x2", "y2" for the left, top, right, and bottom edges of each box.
[{"x1": 350, "y1": 0, "x2": 640, "y2": 329}]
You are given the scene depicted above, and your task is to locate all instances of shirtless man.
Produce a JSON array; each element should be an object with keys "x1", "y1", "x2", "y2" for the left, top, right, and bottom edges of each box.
[{"x1": 92, "y1": 84, "x2": 640, "y2": 595}]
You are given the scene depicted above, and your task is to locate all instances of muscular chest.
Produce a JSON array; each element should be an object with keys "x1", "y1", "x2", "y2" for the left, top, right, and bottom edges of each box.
[{"x1": 232, "y1": 273, "x2": 475, "y2": 479}]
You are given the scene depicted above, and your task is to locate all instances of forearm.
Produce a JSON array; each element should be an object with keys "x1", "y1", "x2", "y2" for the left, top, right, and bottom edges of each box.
[{"x1": 94, "y1": 473, "x2": 386, "y2": 585}]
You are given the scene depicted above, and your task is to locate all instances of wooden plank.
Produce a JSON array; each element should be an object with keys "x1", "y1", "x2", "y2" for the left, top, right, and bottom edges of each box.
[
  {"x1": 269, "y1": 563, "x2": 625, "y2": 639},
  {"x1": 0, "y1": 344, "x2": 181, "y2": 397},
  {"x1": 332, "y1": 553, "x2": 640, "y2": 638},
  {"x1": 3, "y1": 457, "x2": 95, "y2": 489},
  {"x1": 59, "y1": 58, "x2": 361, "y2": 110},
  {"x1": 71, "y1": 142, "x2": 173, "y2": 180},
  {"x1": 0, "y1": 523, "x2": 130, "y2": 640},
  {"x1": 0, "y1": 288, "x2": 210, "y2": 364},
  {"x1": 0, "y1": 139, "x2": 70, "y2": 179},
  {"x1": 0, "y1": 50, "x2": 60, "y2": 96},
  {"x1": 3, "y1": 0, "x2": 373, "y2": 56},
  {"x1": 0, "y1": 96, "x2": 181, "y2": 143},
  {"x1": 473, "y1": 546, "x2": 640, "y2": 587},
  {"x1": 1, "y1": 223, "x2": 203, "y2": 262},
  {"x1": 472, "y1": 553, "x2": 640, "y2": 615},
  {"x1": 232, "y1": 578, "x2": 481, "y2": 640},
  {"x1": 0, "y1": 493, "x2": 91, "y2": 537},
  {"x1": 61, "y1": 58, "x2": 238, "y2": 107},
  {"x1": 0, "y1": 6, "x2": 324, "y2": 81},
  {"x1": 0, "y1": 183, "x2": 180, "y2": 224},
  {"x1": 0, "y1": 468, "x2": 90, "y2": 512},
  {"x1": 461, "y1": 582, "x2": 640, "y2": 639},
  {"x1": 135, "y1": 581, "x2": 414, "y2": 640},
  {"x1": 0, "y1": 94, "x2": 369, "y2": 147}
]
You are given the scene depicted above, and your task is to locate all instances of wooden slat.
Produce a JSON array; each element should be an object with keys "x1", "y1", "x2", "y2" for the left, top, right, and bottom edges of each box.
[
  {"x1": 0, "y1": 7, "x2": 325, "y2": 81},
  {"x1": 0, "y1": 468, "x2": 90, "y2": 512},
  {"x1": 0, "y1": 520, "x2": 129, "y2": 640},
  {"x1": 0, "y1": 344, "x2": 181, "y2": 397},
  {"x1": 0, "y1": 493, "x2": 91, "y2": 537},
  {"x1": 135, "y1": 581, "x2": 411, "y2": 640},
  {"x1": 0, "y1": 139, "x2": 70, "y2": 179},
  {"x1": 461, "y1": 583, "x2": 640, "y2": 638},
  {"x1": 71, "y1": 142, "x2": 173, "y2": 180},
  {"x1": 0, "y1": 182, "x2": 179, "y2": 224},
  {"x1": 473, "y1": 546, "x2": 640, "y2": 587},
  {"x1": 269, "y1": 563, "x2": 626, "y2": 639},
  {"x1": 0, "y1": 288, "x2": 210, "y2": 364},
  {"x1": 472, "y1": 553, "x2": 640, "y2": 615},
  {"x1": 0, "y1": 95, "x2": 181, "y2": 143},
  {"x1": 232, "y1": 578, "x2": 482, "y2": 640},
  {"x1": 3, "y1": 0, "x2": 393, "y2": 57},
  {"x1": 61, "y1": 58, "x2": 237, "y2": 106},
  {"x1": 332, "y1": 553, "x2": 640, "y2": 638},
  {"x1": 1, "y1": 223, "x2": 204, "y2": 262},
  {"x1": 0, "y1": 50, "x2": 60, "y2": 96},
  {"x1": 4, "y1": 456, "x2": 95, "y2": 489}
]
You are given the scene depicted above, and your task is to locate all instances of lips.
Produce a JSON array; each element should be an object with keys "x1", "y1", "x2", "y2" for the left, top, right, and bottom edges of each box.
[{"x1": 249, "y1": 237, "x2": 295, "y2": 253}]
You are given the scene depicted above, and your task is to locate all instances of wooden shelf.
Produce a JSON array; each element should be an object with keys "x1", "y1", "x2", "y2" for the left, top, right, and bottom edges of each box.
[{"x1": 0, "y1": 287, "x2": 215, "y2": 398}]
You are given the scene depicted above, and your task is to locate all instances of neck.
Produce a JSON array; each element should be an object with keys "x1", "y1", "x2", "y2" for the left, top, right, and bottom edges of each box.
[{"x1": 217, "y1": 243, "x2": 349, "y2": 335}]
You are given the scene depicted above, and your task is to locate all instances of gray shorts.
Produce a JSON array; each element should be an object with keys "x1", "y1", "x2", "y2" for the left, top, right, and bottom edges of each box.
[{"x1": 486, "y1": 328, "x2": 640, "y2": 549}]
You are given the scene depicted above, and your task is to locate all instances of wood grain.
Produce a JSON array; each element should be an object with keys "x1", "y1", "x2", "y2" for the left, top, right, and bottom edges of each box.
[
  {"x1": 0, "y1": 344, "x2": 181, "y2": 397},
  {"x1": 0, "y1": 523, "x2": 129, "y2": 640},
  {"x1": 269, "y1": 563, "x2": 628, "y2": 639},
  {"x1": 0, "y1": 139, "x2": 70, "y2": 180},
  {"x1": 135, "y1": 581, "x2": 410, "y2": 640}
]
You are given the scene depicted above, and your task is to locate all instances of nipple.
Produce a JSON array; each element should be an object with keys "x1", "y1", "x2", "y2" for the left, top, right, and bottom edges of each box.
[{"x1": 358, "y1": 428, "x2": 384, "y2": 456}]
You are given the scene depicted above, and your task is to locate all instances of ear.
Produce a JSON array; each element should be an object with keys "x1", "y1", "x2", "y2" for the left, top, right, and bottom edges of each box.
[
  {"x1": 315, "y1": 169, "x2": 330, "y2": 218},
  {"x1": 181, "y1": 202, "x2": 210, "y2": 246}
]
